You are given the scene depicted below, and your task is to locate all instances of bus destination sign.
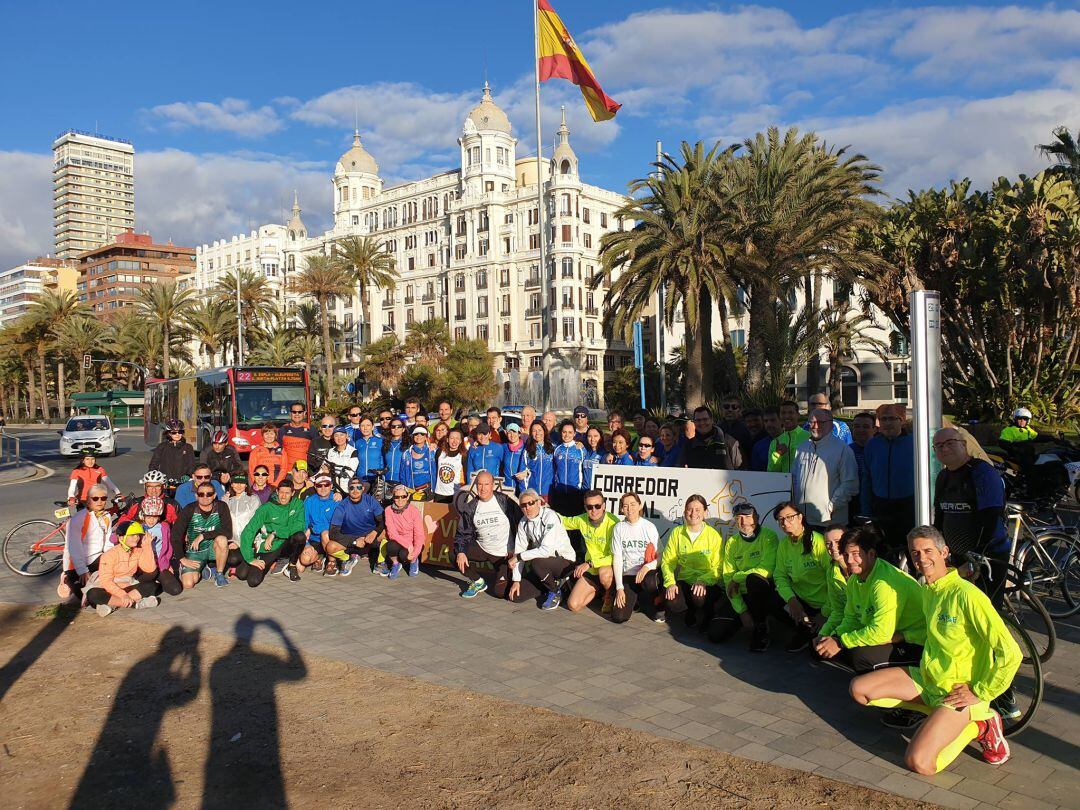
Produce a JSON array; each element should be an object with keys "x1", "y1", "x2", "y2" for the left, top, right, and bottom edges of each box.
[{"x1": 237, "y1": 370, "x2": 306, "y2": 384}]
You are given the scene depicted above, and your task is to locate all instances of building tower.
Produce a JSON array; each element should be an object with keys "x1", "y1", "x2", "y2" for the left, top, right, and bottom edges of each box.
[
  {"x1": 333, "y1": 130, "x2": 381, "y2": 231},
  {"x1": 459, "y1": 82, "x2": 517, "y2": 197},
  {"x1": 52, "y1": 130, "x2": 135, "y2": 260}
]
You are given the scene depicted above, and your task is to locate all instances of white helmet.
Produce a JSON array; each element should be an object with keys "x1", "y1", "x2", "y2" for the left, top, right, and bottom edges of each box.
[
  {"x1": 140, "y1": 470, "x2": 168, "y2": 485},
  {"x1": 1012, "y1": 408, "x2": 1033, "y2": 421}
]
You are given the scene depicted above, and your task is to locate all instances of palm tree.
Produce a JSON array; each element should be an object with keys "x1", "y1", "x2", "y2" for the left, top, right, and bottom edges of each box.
[
  {"x1": 27, "y1": 289, "x2": 86, "y2": 418},
  {"x1": 249, "y1": 330, "x2": 301, "y2": 366},
  {"x1": 54, "y1": 316, "x2": 106, "y2": 392},
  {"x1": 360, "y1": 334, "x2": 407, "y2": 396},
  {"x1": 1038, "y1": 126, "x2": 1080, "y2": 190},
  {"x1": 332, "y1": 235, "x2": 399, "y2": 344},
  {"x1": 817, "y1": 301, "x2": 891, "y2": 409},
  {"x1": 290, "y1": 254, "x2": 355, "y2": 396},
  {"x1": 597, "y1": 141, "x2": 741, "y2": 408},
  {"x1": 405, "y1": 317, "x2": 449, "y2": 365},
  {"x1": 213, "y1": 269, "x2": 277, "y2": 361},
  {"x1": 184, "y1": 300, "x2": 233, "y2": 368},
  {"x1": 724, "y1": 127, "x2": 885, "y2": 395},
  {"x1": 0, "y1": 321, "x2": 36, "y2": 420},
  {"x1": 759, "y1": 299, "x2": 821, "y2": 404},
  {"x1": 135, "y1": 281, "x2": 195, "y2": 377},
  {"x1": 290, "y1": 300, "x2": 342, "y2": 343}
]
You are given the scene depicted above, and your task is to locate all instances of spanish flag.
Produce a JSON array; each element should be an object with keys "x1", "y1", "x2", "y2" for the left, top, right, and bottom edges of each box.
[{"x1": 537, "y1": 0, "x2": 621, "y2": 122}]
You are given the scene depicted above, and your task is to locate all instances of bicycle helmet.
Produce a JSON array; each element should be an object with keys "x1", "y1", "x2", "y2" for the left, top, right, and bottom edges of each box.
[
  {"x1": 165, "y1": 419, "x2": 184, "y2": 432},
  {"x1": 1012, "y1": 408, "x2": 1033, "y2": 421},
  {"x1": 140, "y1": 470, "x2": 168, "y2": 485},
  {"x1": 79, "y1": 447, "x2": 97, "y2": 458},
  {"x1": 211, "y1": 430, "x2": 229, "y2": 444},
  {"x1": 140, "y1": 496, "x2": 165, "y2": 517}
]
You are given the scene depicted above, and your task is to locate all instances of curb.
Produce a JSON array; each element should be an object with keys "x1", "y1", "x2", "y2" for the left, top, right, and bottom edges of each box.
[{"x1": 0, "y1": 459, "x2": 55, "y2": 488}]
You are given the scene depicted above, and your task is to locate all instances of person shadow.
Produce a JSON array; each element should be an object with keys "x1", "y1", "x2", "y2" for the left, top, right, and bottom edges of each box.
[
  {"x1": 68, "y1": 626, "x2": 201, "y2": 809},
  {"x1": 201, "y1": 614, "x2": 307, "y2": 810}
]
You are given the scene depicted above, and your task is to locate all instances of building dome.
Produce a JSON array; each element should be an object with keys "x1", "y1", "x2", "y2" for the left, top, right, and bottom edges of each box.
[
  {"x1": 337, "y1": 130, "x2": 378, "y2": 175},
  {"x1": 466, "y1": 82, "x2": 512, "y2": 134}
]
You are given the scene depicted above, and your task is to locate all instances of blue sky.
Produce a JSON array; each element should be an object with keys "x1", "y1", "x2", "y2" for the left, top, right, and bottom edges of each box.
[{"x1": 0, "y1": 0, "x2": 1077, "y2": 270}]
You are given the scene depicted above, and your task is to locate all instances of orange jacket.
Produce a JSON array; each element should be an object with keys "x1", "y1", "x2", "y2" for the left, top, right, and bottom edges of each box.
[
  {"x1": 249, "y1": 443, "x2": 287, "y2": 487},
  {"x1": 98, "y1": 541, "x2": 156, "y2": 599}
]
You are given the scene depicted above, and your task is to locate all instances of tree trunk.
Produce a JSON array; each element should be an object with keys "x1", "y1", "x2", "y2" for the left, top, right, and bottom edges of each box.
[
  {"x1": 828, "y1": 354, "x2": 842, "y2": 409},
  {"x1": 805, "y1": 274, "x2": 821, "y2": 404},
  {"x1": 745, "y1": 283, "x2": 770, "y2": 395},
  {"x1": 26, "y1": 359, "x2": 37, "y2": 421},
  {"x1": 320, "y1": 297, "x2": 335, "y2": 398},
  {"x1": 685, "y1": 290, "x2": 714, "y2": 410},
  {"x1": 37, "y1": 346, "x2": 49, "y2": 420},
  {"x1": 77, "y1": 358, "x2": 86, "y2": 393},
  {"x1": 57, "y1": 360, "x2": 66, "y2": 418},
  {"x1": 163, "y1": 324, "x2": 171, "y2": 379}
]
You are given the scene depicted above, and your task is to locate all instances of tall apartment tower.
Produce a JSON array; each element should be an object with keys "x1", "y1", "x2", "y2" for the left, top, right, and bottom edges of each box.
[{"x1": 53, "y1": 130, "x2": 135, "y2": 260}]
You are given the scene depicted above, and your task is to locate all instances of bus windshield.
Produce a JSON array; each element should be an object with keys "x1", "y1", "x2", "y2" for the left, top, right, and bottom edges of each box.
[{"x1": 234, "y1": 385, "x2": 308, "y2": 428}]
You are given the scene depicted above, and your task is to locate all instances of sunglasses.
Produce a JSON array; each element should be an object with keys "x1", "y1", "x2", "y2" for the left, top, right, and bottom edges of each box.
[
  {"x1": 392, "y1": 494, "x2": 409, "y2": 501},
  {"x1": 585, "y1": 503, "x2": 604, "y2": 511},
  {"x1": 320, "y1": 423, "x2": 335, "y2": 429},
  {"x1": 520, "y1": 499, "x2": 539, "y2": 507},
  {"x1": 348, "y1": 483, "x2": 364, "y2": 490},
  {"x1": 197, "y1": 491, "x2": 216, "y2": 498},
  {"x1": 193, "y1": 474, "x2": 210, "y2": 480},
  {"x1": 291, "y1": 409, "x2": 305, "y2": 414},
  {"x1": 254, "y1": 472, "x2": 269, "y2": 477},
  {"x1": 349, "y1": 412, "x2": 362, "y2": 417},
  {"x1": 168, "y1": 431, "x2": 182, "y2": 436},
  {"x1": 639, "y1": 443, "x2": 654, "y2": 448},
  {"x1": 391, "y1": 425, "x2": 404, "y2": 430},
  {"x1": 89, "y1": 496, "x2": 108, "y2": 502}
]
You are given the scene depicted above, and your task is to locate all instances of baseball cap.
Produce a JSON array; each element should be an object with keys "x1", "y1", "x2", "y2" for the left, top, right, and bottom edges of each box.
[
  {"x1": 411, "y1": 426, "x2": 429, "y2": 436},
  {"x1": 231, "y1": 473, "x2": 248, "y2": 484},
  {"x1": 332, "y1": 425, "x2": 350, "y2": 436},
  {"x1": 505, "y1": 421, "x2": 522, "y2": 433},
  {"x1": 293, "y1": 459, "x2": 309, "y2": 471},
  {"x1": 573, "y1": 406, "x2": 589, "y2": 417},
  {"x1": 313, "y1": 474, "x2": 333, "y2": 485}
]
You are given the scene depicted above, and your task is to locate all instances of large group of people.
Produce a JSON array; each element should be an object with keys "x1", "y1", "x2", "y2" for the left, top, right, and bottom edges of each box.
[{"x1": 58, "y1": 393, "x2": 1025, "y2": 777}]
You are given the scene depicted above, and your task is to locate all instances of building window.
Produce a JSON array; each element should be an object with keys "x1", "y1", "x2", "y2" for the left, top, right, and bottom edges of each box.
[
  {"x1": 729, "y1": 329, "x2": 746, "y2": 347},
  {"x1": 562, "y1": 317, "x2": 575, "y2": 340},
  {"x1": 428, "y1": 253, "x2": 435, "y2": 267},
  {"x1": 561, "y1": 288, "x2": 574, "y2": 309},
  {"x1": 455, "y1": 244, "x2": 467, "y2": 260},
  {"x1": 585, "y1": 355, "x2": 598, "y2": 370},
  {"x1": 477, "y1": 324, "x2": 488, "y2": 340},
  {"x1": 561, "y1": 224, "x2": 572, "y2": 245},
  {"x1": 603, "y1": 354, "x2": 615, "y2": 370},
  {"x1": 476, "y1": 269, "x2": 487, "y2": 289},
  {"x1": 530, "y1": 355, "x2": 542, "y2": 369},
  {"x1": 600, "y1": 212, "x2": 608, "y2": 228},
  {"x1": 477, "y1": 297, "x2": 488, "y2": 317},
  {"x1": 454, "y1": 326, "x2": 467, "y2": 341},
  {"x1": 505, "y1": 355, "x2": 519, "y2": 370},
  {"x1": 499, "y1": 268, "x2": 510, "y2": 287},
  {"x1": 454, "y1": 274, "x2": 465, "y2": 292},
  {"x1": 455, "y1": 299, "x2": 466, "y2": 319},
  {"x1": 529, "y1": 233, "x2": 540, "y2": 250},
  {"x1": 478, "y1": 238, "x2": 489, "y2": 257},
  {"x1": 583, "y1": 233, "x2": 592, "y2": 249},
  {"x1": 408, "y1": 257, "x2": 415, "y2": 271},
  {"x1": 485, "y1": 181, "x2": 495, "y2": 192},
  {"x1": 582, "y1": 208, "x2": 590, "y2": 224},
  {"x1": 406, "y1": 309, "x2": 415, "y2": 325},
  {"x1": 893, "y1": 362, "x2": 909, "y2": 401},
  {"x1": 841, "y1": 367, "x2": 859, "y2": 407},
  {"x1": 502, "y1": 323, "x2": 511, "y2": 342},
  {"x1": 478, "y1": 210, "x2": 489, "y2": 231}
]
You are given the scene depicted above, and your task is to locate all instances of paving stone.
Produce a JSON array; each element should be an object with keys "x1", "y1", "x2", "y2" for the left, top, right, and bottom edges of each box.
[
  {"x1": 876, "y1": 772, "x2": 934, "y2": 801},
  {"x1": 950, "y1": 778, "x2": 1011, "y2": 806},
  {"x1": 731, "y1": 742, "x2": 782, "y2": 764},
  {"x1": 922, "y1": 787, "x2": 980, "y2": 809},
  {"x1": 671, "y1": 720, "x2": 719, "y2": 741}
]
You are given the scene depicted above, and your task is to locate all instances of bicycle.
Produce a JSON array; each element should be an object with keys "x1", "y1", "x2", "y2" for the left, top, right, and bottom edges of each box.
[
  {"x1": 967, "y1": 551, "x2": 1044, "y2": 737},
  {"x1": 2, "y1": 495, "x2": 129, "y2": 577},
  {"x1": 966, "y1": 548, "x2": 1055, "y2": 664},
  {"x1": 1006, "y1": 501, "x2": 1080, "y2": 619}
]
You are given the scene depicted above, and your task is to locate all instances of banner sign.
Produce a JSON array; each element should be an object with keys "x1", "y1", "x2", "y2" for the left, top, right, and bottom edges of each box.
[
  {"x1": 590, "y1": 464, "x2": 793, "y2": 540},
  {"x1": 236, "y1": 369, "x2": 306, "y2": 384}
]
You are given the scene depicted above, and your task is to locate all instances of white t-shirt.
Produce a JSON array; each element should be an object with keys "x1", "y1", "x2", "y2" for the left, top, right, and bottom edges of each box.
[
  {"x1": 434, "y1": 452, "x2": 465, "y2": 497},
  {"x1": 611, "y1": 518, "x2": 660, "y2": 589},
  {"x1": 472, "y1": 497, "x2": 511, "y2": 556}
]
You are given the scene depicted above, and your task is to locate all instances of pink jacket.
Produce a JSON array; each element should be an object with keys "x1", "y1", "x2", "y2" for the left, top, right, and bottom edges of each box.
[{"x1": 384, "y1": 503, "x2": 426, "y2": 560}]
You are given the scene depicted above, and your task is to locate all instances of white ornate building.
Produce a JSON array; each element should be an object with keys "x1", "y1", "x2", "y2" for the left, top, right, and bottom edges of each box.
[{"x1": 281, "y1": 84, "x2": 633, "y2": 407}]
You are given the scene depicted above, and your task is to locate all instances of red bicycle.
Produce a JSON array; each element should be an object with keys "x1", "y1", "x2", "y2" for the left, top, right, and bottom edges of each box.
[{"x1": 2, "y1": 496, "x2": 128, "y2": 577}]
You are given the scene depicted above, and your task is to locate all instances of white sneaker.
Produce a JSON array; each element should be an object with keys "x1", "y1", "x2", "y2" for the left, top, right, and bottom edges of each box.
[
  {"x1": 134, "y1": 595, "x2": 160, "y2": 609},
  {"x1": 96, "y1": 604, "x2": 115, "y2": 617}
]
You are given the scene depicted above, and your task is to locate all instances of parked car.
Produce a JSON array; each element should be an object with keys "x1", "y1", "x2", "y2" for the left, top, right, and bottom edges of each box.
[{"x1": 59, "y1": 415, "x2": 117, "y2": 457}]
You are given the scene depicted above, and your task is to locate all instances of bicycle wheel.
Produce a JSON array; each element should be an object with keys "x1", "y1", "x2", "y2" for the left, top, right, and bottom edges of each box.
[
  {"x1": 2, "y1": 520, "x2": 65, "y2": 577},
  {"x1": 1018, "y1": 532, "x2": 1080, "y2": 618},
  {"x1": 1002, "y1": 585, "x2": 1056, "y2": 664},
  {"x1": 999, "y1": 612, "x2": 1043, "y2": 738}
]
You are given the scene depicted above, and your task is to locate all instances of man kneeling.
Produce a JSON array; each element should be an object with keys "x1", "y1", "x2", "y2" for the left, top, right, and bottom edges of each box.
[
  {"x1": 849, "y1": 526, "x2": 1020, "y2": 774},
  {"x1": 238, "y1": 477, "x2": 308, "y2": 586}
]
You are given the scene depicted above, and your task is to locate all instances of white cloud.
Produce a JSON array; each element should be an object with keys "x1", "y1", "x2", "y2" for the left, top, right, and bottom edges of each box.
[
  {"x1": 0, "y1": 152, "x2": 54, "y2": 268},
  {"x1": 145, "y1": 98, "x2": 283, "y2": 137}
]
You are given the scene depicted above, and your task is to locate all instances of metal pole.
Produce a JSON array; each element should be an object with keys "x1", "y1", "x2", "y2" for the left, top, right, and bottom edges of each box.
[
  {"x1": 236, "y1": 268, "x2": 244, "y2": 365},
  {"x1": 534, "y1": 0, "x2": 550, "y2": 411},
  {"x1": 633, "y1": 320, "x2": 646, "y2": 409},
  {"x1": 655, "y1": 139, "x2": 666, "y2": 414},
  {"x1": 910, "y1": 290, "x2": 942, "y2": 524}
]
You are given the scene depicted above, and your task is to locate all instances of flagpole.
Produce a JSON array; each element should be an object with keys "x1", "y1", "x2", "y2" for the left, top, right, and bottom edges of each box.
[{"x1": 533, "y1": 0, "x2": 551, "y2": 411}]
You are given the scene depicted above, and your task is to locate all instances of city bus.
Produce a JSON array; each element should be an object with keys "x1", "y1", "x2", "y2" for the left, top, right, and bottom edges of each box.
[{"x1": 144, "y1": 366, "x2": 311, "y2": 455}]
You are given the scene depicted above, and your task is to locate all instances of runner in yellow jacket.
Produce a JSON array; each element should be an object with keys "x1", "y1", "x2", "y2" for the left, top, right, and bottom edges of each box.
[
  {"x1": 562, "y1": 490, "x2": 620, "y2": 613},
  {"x1": 850, "y1": 525, "x2": 1020, "y2": 774},
  {"x1": 661, "y1": 495, "x2": 724, "y2": 632},
  {"x1": 715, "y1": 502, "x2": 781, "y2": 651}
]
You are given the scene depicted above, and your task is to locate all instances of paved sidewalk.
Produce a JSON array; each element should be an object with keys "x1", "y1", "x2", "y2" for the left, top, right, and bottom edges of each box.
[{"x1": 1, "y1": 566, "x2": 1077, "y2": 809}]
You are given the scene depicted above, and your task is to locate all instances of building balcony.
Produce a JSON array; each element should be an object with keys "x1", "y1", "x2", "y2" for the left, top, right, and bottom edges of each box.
[
  {"x1": 421, "y1": 293, "x2": 435, "y2": 303},
  {"x1": 403, "y1": 296, "x2": 415, "y2": 305},
  {"x1": 525, "y1": 308, "x2": 542, "y2": 318},
  {"x1": 524, "y1": 276, "x2": 541, "y2": 290},
  {"x1": 382, "y1": 298, "x2": 395, "y2": 308}
]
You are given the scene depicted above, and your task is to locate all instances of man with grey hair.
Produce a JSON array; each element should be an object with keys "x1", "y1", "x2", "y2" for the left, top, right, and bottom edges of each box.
[
  {"x1": 453, "y1": 471, "x2": 525, "y2": 600},
  {"x1": 849, "y1": 524, "x2": 1019, "y2": 774},
  {"x1": 541, "y1": 410, "x2": 558, "y2": 435},
  {"x1": 792, "y1": 408, "x2": 859, "y2": 528},
  {"x1": 806, "y1": 392, "x2": 852, "y2": 444},
  {"x1": 520, "y1": 405, "x2": 536, "y2": 435},
  {"x1": 509, "y1": 489, "x2": 578, "y2": 610}
]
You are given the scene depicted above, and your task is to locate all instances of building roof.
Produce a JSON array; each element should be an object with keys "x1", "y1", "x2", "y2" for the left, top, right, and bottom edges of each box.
[
  {"x1": 466, "y1": 82, "x2": 512, "y2": 135},
  {"x1": 337, "y1": 130, "x2": 379, "y2": 175}
]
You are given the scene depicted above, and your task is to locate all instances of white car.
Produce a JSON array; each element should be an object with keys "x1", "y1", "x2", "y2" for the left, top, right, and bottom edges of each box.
[{"x1": 59, "y1": 415, "x2": 117, "y2": 457}]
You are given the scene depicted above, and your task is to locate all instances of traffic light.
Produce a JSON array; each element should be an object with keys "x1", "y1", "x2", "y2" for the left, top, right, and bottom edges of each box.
[{"x1": 82, "y1": 354, "x2": 92, "y2": 370}]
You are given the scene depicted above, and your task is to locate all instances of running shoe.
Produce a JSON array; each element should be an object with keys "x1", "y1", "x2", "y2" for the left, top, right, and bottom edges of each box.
[
  {"x1": 201, "y1": 566, "x2": 214, "y2": 582},
  {"x1": 992, "y1": 692, "x2": 1021, "y2": 721},
  {"x1": 312, "y1": 558, "x2": 325, "y2": 573},
  {"x1": 374, "y1": 562, "x2": 390, "y2": 577},
  {"x1": 285, "y1": 566, "x2": 301, "y2": 582},
  {"x1": 880, "y1": 709, "x2": 926, "y2": 730},
  {"x1": 541, "y1": 590, "x2": 562, "y2": 611},
  {"x1": 461, "y1": 578, "x2": 487, "y2": 598},
  {"x1": 271, "y1": 559, "x2": 288, "y2": 575},
  {"x1": 96, "y1": 604, "x2": 115, "y2": 617},
  {"x1": 339, "y1": 556, "x2": 358, "y2": 577},
  {"x1": 134, "y1": 595, "x2": 160, "y2": 609},
  {"x1": 976, "y1": 712, "x2": 1011, "y2": 765},
  {"x1": 653, "y1": 610, "x2": 667, "y2": 624},
  {"x1": 785, "y1": 626, "x2": 814, "y2": 652},
  {"x1": 214, "y1": 572, "x2": 229, "y2": 587},
  {"x1": 408, "y1": 557, "x2": 420, "y2": 577},
  {"x1": 388, "y1": 562, "x2": 402, "y2": 580},
  {"x1": 748, "y1": 625, "x2": 770, "y2": 653}
]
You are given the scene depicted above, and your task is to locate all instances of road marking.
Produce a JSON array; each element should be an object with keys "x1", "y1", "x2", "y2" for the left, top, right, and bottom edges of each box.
[{"x1": 0, "y1": 459, "x2": 55, "y2": 488}]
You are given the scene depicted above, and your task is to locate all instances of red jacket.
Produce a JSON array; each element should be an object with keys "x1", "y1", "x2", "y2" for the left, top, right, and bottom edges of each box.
[{"x1": 249, "y1": 443, "x2": 287, "y2": 487}]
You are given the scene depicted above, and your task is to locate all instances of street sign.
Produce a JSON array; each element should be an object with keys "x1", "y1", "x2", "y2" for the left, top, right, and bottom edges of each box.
[{"x1": 82, "y1": 354, "x2": 92, "y2": 370}]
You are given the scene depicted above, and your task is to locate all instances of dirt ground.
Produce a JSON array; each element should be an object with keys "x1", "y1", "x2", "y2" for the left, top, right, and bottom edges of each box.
[{"x1": 0, "y1": 604, "x2": 933, "y2": 810}]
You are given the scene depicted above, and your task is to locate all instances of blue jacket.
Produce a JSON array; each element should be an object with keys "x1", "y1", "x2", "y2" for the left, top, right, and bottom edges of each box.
[
  {"x1": 582, "y1": 448, "x2": 604, "y2": 488},
  {"x1": 305, "y1": 493, "x2": 338, "y2": 536},
  {"x1": 352, "y1": 434, "x2": 385, "y2": 478},
  {"x1": 502, "y1": 442, "x2": 528, "y2": 491},
  {"x1": 523, "y1": 446, "x2": 554, "y2": 495},
  {"x1": 608, "y1": 452, "x2": 635, "y2": 466},
  {"x1": 330, "y1": 493, "x2": 384, "y2": 536},
  {"x1": 467, "y1": 443, "x2": 505, "y2": 481},
  {"x1": 658, "y1": 439, "x2": 686, "y2": 468},
  {"x1": 634, "y1": 455, "x2": 659, "y2": 467},
  {"x1": 398, "y1": 446, "x2": 437, "y2": 490},
  {"x1": 383, "y1": 439, "x2": 406, "y2": 485},
  {"x1": 553, "y1": 442, "x2": 587, "y2": 491},
  {"x1": 750, "y1": 435, "x2": 774, "y2": 472},
  {"x1": 863, "y1": 433, "x2": 915, "y2": 509}
]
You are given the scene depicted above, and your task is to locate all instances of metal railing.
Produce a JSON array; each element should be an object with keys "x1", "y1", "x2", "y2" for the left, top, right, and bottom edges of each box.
[{"x1": 0, "y1": 430, "x2": 21, "y2": 464}]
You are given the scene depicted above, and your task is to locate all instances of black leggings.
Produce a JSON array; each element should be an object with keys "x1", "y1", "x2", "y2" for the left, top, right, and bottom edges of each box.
[
  {"x1": 157, "y1": 568, "x2": 184, "y2": 597},
  {"x1": 529, "y1": 556, "x2": 577, "y2": 593},
  {"x1": 459, "y1": 540, "x2": 541, "y2": 602},
  {"x1": 665, "y1": 580, "x2": 723, "y2": 620},
  {"x1": 63, "y1": 558, "x2": 100, "y2": 599},
  {"x1": 234, "y1": 532, "x2": 305, "y2": 587},
  {"x1": 611, "y1": 570, "x2": 661, "y2": 623},
  {"x1": 714, "y1": 574, "x2": 787, "y2": 628},
  {"x1": 86, "y1": 570, "x2": 161, "y2": 606},
  {"x1": 820, "y1": 642, "x2": 925, "y2": 673},
  {"x1": 330, "y1": 527, "x2": 381, "y2": 569},
  {"x1": 384, "y1": 539, "x2": 413, "y2": 564}
]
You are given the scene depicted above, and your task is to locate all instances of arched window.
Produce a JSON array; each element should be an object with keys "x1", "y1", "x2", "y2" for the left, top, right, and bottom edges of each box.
[
  {"x1": 560, "y1": 159, "x2": 571, "y2": 175},
  {"x1": 840, "y1": 366, "x2": 859, "y2": 407}
]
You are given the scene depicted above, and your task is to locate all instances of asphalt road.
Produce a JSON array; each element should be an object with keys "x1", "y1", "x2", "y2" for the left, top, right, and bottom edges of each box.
[{"x1": 0, "y1": 427, "x2": 153, "y2": 539}]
